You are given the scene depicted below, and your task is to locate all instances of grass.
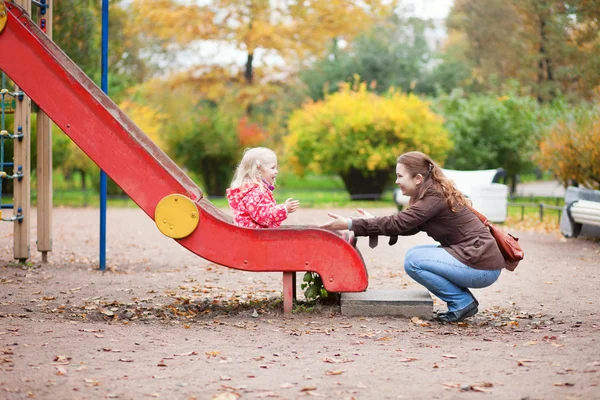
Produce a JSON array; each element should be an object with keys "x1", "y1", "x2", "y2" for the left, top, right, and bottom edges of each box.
[{"x1": 1, "y1": 172, "x2": 565, "y2": 224}]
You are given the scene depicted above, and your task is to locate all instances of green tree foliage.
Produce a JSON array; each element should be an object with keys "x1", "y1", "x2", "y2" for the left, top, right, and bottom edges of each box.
[
  {"x1": 161, "y1": 92, "x2": 239, "y2": 197},
  {"x1": 434, "y1": 89, "x2": 542, "y2": 192},
  {"x1": 53, "y1": 0, "x2": 100, "y2": 80},
  {"x1": 53, "y1": 0, "x2": 150, "y2": 100},
  {"x1": 48, "y1": 0, "x2": 153, "y2": 191},
  {"x1": 299, "y1": 15, "x2": 433, "y2": 100},
  {"x1": 285, "y1": 82, "x2": 452, "y2": 197},
  {"x1": 418, "y1": 32, "x2": 476, "y2": 95}
]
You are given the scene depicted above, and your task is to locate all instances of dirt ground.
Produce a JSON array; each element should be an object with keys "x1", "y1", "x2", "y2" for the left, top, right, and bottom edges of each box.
[{"x1": 1, "y1": 206, "x2": 599, "y2": 400}]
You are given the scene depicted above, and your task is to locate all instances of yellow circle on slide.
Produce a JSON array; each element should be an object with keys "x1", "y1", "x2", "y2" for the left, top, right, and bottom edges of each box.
[{"x1": 154, "y1": 194, "x2": 199, "y2": 239}]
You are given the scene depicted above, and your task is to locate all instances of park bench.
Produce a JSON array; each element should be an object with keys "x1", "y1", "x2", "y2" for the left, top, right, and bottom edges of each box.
[
  {"x1": 394, "y1": 168, "x2": 508, "y2": 222},
  {"x1": 560, "y1": 187, "x2": 600, "y2": 238}
]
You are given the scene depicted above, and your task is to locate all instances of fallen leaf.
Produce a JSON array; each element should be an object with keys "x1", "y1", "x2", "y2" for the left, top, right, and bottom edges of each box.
[
  {"x1": 55, "y1": 366, "x2": 67, "y2": 376},
  {"x1": 410, "y1": 317, "x2": 431, "y2": 327},
  {"x1": 300, "y1": 386, "x2": 317, "y2": 392},
  {"x1": 553, "y1": 382, "x2": 575, "y2": 387},
  {"x1": 442, "y1": 354, "x2": 457, "y2": 359},
  {"x1": 322, "y1": 357, "x2": 354, "y2": 364},
  {"x1": 325, "y1": 370, "x2": 345, "y2": 376},
  {"x1": 52, "y1": 355, "x2": 71, "y2": 365},
  {"x1": 518, "y1": 359, "x2": 535, "y2": 366},
  {"x1": 443, "y1": 383, "x2": 461, "y2": 388},
  {"x1": 469, "y1": 385, "x2": 492, "y2": 393},
  {"x1": 174, "y1": 351, "x2": 198, "y2": 356},
  {"x1": 119, "y1": 358, "x2": 133, "y2": 363},
  {"x1": 211, "y1": 393, "x2": 240, "y2": 400},
  {"x1": 255, "y1": 392, "x2": 278, "y2": 398},
  {"x1": 102, "y1": 348, "x2": 121, "y2": 353},
  {"x1": 398, "y1": 357, "x2": 420, "y2": 362}
]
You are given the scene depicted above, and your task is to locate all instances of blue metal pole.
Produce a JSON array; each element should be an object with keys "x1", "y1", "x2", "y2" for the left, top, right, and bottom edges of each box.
[
  {"x1": 99, "y1": 0, "x2": 109, "y2": 271},
  {"x1": 1, "y1": 73, "x2": 6, "y2": 208}
]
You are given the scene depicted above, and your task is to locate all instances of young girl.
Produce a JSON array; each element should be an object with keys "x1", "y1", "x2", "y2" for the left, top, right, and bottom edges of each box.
[{"x1": 227, "y1": 147, "x2": 299, "y2": 228}]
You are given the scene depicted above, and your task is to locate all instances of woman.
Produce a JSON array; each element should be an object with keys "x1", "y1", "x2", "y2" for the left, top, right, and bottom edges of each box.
[{"x1": 320, "y1": 151, "x2": 505, "y2": 322}]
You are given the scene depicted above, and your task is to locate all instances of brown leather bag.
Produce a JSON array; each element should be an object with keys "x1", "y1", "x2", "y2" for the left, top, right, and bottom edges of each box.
[{"x1": 469, "y1": 206, "x2": 524, "y2": 271}]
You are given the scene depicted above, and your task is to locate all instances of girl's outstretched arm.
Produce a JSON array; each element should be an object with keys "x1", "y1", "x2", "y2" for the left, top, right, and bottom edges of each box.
[{"x1": 241, "y1": 187, "x2": 289, "y2": 228}]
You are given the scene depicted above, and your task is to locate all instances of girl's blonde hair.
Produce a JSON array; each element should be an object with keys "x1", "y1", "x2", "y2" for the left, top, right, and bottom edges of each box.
[
  {"x1": 230, "y1": 147, "x2": 277, "y2": 189},
  {"x1": 397, "y1": 151, "x2": 469, "y2": 212}
]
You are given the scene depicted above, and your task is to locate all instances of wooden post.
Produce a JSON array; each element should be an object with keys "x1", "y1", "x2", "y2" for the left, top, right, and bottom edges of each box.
[
  {"x1": 282, "y1": 272, "x2": 296, "y2": 313},
  {"x1": 36, "y1": 0, "x2": 53, "y2": 263},
  {"x1": 13, "y1": 0, "x2": 32, "y2": 261}
]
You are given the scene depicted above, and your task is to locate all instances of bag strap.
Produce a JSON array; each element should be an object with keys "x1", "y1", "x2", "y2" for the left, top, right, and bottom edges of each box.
[{"x1": 467, "y1": 205, "x2": 489, "y2": 226}]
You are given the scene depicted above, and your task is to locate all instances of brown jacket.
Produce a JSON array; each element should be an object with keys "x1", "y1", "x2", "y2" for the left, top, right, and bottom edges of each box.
[{"x1": 351, "y1": 187, "x2": 505, "y2": 270}]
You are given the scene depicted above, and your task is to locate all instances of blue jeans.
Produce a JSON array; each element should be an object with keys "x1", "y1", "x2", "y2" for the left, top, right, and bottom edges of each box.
[{"x1": 404, "y1": 244, "x2": 501, "y2": 312}]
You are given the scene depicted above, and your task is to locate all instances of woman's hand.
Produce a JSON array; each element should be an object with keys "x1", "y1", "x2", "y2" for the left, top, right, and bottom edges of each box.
[
  {"x1": 356, "y1": 208, "x2": 375, "y2": 218},
  {"x1": 284, "y1": 198, "x2": 300, "y2": 213},
  {"x1": 319, "y1": 212, "x2": 350, "y2": 231}
]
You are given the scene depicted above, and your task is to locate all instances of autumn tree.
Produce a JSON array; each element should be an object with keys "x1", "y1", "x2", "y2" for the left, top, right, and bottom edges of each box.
[
  {"x1": 447, "y1": 0, "x2": 600, "y2": 101},
  {"x1": 537, "y1": 107, "x2": 600, "y2": 190},
  {"x1": 128, "y1": 0, "x2": 391, "y2": 115}
]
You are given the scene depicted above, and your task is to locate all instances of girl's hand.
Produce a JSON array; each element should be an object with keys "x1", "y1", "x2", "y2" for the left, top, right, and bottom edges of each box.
[
  {"x1": 319, "y1": 212, "x2": 350, "y2": 231},
  {"x1": 357, "y1": 208, "x2": 375, "y2": 218},
  {"x1": 284, "y1": 198, "x2": 300, "y2": 213}
]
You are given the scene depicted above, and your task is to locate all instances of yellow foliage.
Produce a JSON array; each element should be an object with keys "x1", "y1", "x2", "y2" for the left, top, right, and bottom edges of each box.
[
  {"x1": 284, "y1": 82, "x2": 452, "y2": 176},
  {"x1": 119, "y1": 100, "x2": 168, "y2": 150},
  {"x1": 536, "y1": 116, "x2": 600, "y2": 189},
  {"x1": 128, "y1": 0, "x2": 391, "y2": 111}
]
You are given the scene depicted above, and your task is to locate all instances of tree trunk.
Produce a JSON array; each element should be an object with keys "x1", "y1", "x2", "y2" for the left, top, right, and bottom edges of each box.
[
  {"x1": 245, "y1": 52, "x2": 254, "y2": 85},
  {"x1": 510, "y1": 173, "x2": 518, "y2": 196},
  {"x1": 79, "y1": 169, "x2": 87, "y2": 191},
  {"x1": 245, "y1": 52, "x2": 254, "y2": 116},
  {"x1": 537, "y1": 16, "x2": 555, "y2": 102},
  {"x1": 537, "y1": 18, "x2": 546, "y2": 103}
]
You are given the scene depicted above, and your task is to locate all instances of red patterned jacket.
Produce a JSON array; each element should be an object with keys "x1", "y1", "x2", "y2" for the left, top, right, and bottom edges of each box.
[{"x1": 226, "y1": 183, "x2": 288, "y2": 228}]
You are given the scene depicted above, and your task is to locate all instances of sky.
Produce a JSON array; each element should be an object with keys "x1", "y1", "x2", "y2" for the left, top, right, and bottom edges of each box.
[{"x1": 403, "y1": 0, "x2": 454, "y2": 20}]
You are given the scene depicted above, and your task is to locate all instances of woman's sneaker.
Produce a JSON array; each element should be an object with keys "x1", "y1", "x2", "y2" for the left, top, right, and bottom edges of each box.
[{"x1": 435, "y1": 301, "x2": 478, "y2": 323}]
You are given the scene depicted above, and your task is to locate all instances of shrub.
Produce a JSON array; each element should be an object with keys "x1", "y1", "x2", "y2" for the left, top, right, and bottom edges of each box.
[
  {"x1": 537, "y1": 111, "x2": 600, "y2": 189},
  {"x1": 284, "y1": 81, "x2": 452, "y2": 197},
  {"x1": 167, "y1": 102, "x2": 239, "y2": 197},
  {"x1": 434, "y1": 90, "x2": 541, "y2": 192}
]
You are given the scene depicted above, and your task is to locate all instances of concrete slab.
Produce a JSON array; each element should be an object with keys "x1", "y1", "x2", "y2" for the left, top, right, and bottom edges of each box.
[{"x1": 341, "y1": 288, "x2": 433, "y2": 318}]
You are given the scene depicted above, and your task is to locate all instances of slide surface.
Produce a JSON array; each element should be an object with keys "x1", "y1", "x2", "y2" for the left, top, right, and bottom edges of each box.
[{"x1": 0, "y1": 1, "x2": 368, "y2": 292}]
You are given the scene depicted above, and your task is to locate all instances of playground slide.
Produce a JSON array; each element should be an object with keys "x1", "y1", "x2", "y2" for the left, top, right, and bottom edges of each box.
[{"x1": 0, "y1": 2, "x2": 368, "y2": 292}]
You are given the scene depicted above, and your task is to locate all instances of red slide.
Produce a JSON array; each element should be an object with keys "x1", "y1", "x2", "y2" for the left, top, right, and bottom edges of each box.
[{"x1": 0, "y1": 2, "x2": 368, "y2": 293}]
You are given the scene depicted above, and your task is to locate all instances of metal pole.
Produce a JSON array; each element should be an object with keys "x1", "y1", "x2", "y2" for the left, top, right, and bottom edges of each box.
[{"x1": 99, "y1": 0, "x2": 108, "y2": 270}]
